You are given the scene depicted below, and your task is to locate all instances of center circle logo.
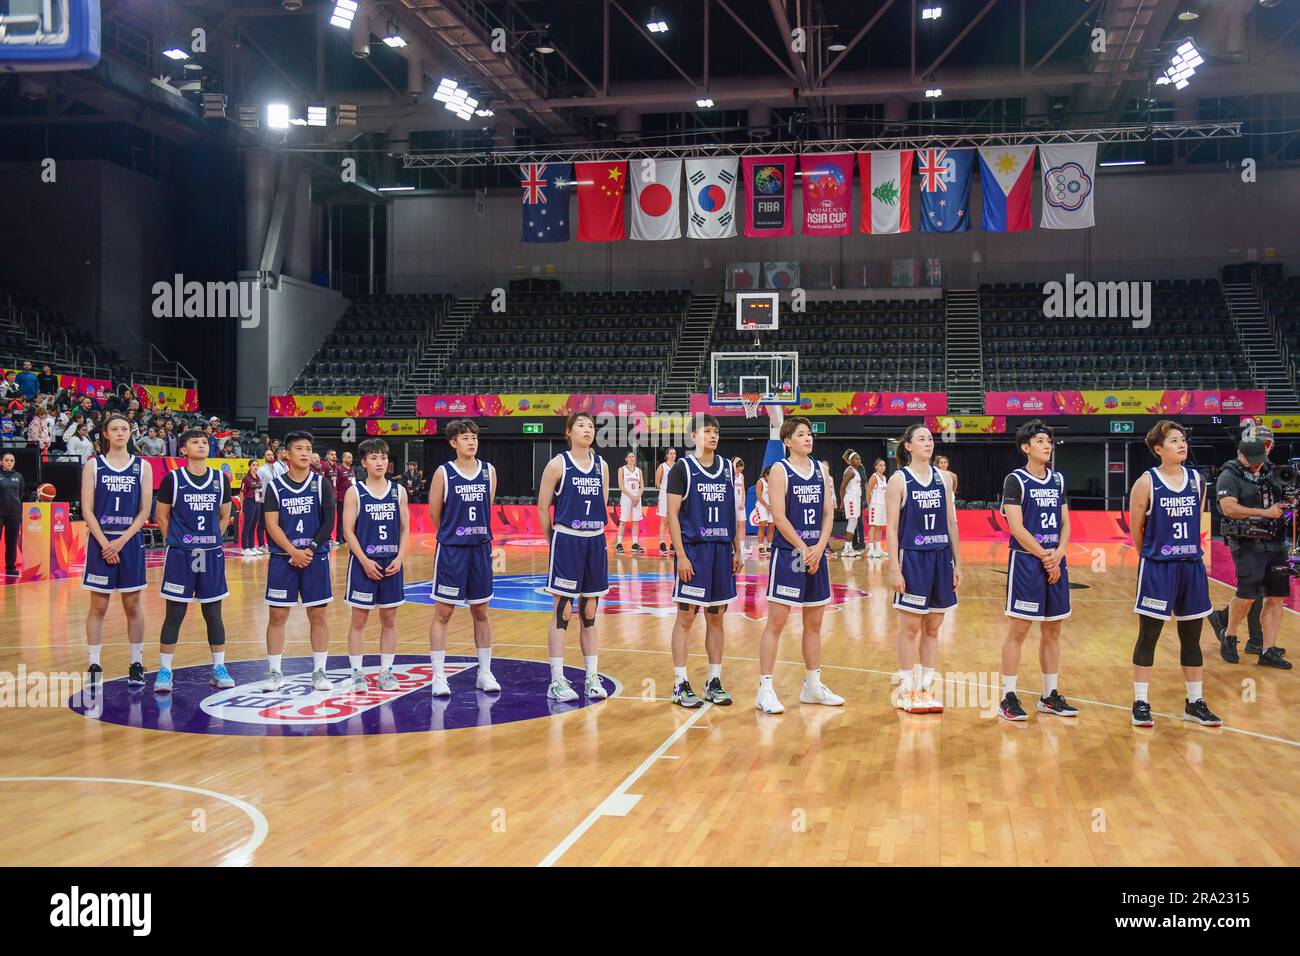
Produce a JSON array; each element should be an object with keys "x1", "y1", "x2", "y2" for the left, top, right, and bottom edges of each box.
[{"x1": 68, "y1": 656, "x2": 617, "y2": 736}]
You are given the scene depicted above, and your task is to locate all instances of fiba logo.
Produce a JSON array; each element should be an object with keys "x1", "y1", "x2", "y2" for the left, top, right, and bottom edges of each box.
[
  {"x1": 889, "y1": 397, "x2": 906, "y2": 411},
  {"x1": 27, "y1": 506, "x2": 41, "y2": 520},
  {"x1": 435, "y1": 400, "x2": 448, "y2": 411},
  {"x1": 1006, "y1": 396, "x2": 1022, "y2": 410}
]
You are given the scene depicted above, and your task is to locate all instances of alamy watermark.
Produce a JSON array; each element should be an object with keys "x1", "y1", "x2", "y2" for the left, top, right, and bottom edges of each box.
[
  {"x1": 1042, "y1": 273, "x2": 1151, "y2": 329},
  {"x1": 152, "y1": 274, "x2": 261, "y2": 329},
  {"x1": 0, "y1": 665, "x2": 98, "y2": 714},
  {"x1": 596, "y1": 411, "x2": 706, "y2": 449}
]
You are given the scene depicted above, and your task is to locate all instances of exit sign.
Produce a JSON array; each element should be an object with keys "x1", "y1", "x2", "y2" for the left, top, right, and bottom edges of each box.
[
  {"x1": 1110, "y1": 421, "x2": 1134, "y2": 434},
  {"x1": 522, "y1": 422, "x2": 543, "y2": 434},
  {"x1": 811, "y1": 421, "x2": 825, "y2": 434}
]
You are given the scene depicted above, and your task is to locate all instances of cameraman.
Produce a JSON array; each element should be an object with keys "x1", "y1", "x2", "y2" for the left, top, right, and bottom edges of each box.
[{"x1": 1210, "y1": 432, "x2": 1292, "y2": 669}]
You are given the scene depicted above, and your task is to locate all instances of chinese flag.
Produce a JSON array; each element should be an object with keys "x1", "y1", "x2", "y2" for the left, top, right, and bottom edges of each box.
[{"x1": 576, "y1": 161, "x2": 627, "y2": 241}]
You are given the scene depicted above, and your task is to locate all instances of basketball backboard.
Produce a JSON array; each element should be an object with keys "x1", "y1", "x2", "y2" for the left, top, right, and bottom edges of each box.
[
  {"x1": 709, "y1": 351, "x2": 799, "y2": 406},
  {"x1": 0, "y1": 0, "x2": 101, "y2": 72}
]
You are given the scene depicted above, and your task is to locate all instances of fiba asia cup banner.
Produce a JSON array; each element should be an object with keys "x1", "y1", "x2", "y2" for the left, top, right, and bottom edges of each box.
[
  {"x1": 985, "y1": 389, "x2": 1266, "y2": 416},
  {"x1": 268, "y1": 395, "x2": 386, "y2": 418},
  {"x1": 742, "y1": 156, "x2": 795, "y2": 237},
  {"x1": 56, "y1": 374, "x2": 111, "y2": 402},
  {"x1": 800, "y1": 154, "x2": 854, "y2": 237},
  {"x1": 133, "y1": 382, "x2": 200, "y2": 412},
  {"x1": 691, "y1": 392, "x2": 947, "y2": 417},
  {"x1": 925, "y1": 415, "x2": 1007, "y2": 435},
  {"x1": 365, "y1": 419, "x2": 439, "y2": 436},
  {"x1": 415, "y1": 393, "x2": 654, "y2": 418},
  {"x1": 19, "y1": 501, "x2": 78, "y2": 582}
]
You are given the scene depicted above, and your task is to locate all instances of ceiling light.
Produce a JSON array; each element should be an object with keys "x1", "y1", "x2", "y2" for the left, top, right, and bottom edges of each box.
[
  {"x1": 382, "y1": 33, "x2": 406, "y2": 49},
  {"x1": 377, "y1": 185, "x2": 416, "y2": 192},
  {"x1": 1177, "y1": 9, "x2": 1199, "y2": 21},
  {"x1": 925, "y1": 88, "x2": 943, "y2": 98},
  {"x1": 646, "y1": 7, "x2": 668, "y2": 32},
  {"x1": 336, "y1": 103, "x2": 358, "y2": 127},
  {"x1": 826, "y1": 33, "x2": 847, "y2": 53},
  {"x1": 474, "y1": 107, "x2": 495, "y2": 117},
  {"x1": 267, "y1": 103, "x2": 290, "y2": 130},
  {"x1": 330, "y1": 0, "x2": 358, "y2": 30},
  {"x1": 921, "y1": 6, "x2": 942, "y2": 20},
  {"x1": 202, "y1": 93, "x2": 227, "y2": 119},
  {"x1": 1162, "y1": 39, "x2": 1203, "y2": 89},
  {"x1": 696, "y1": 97, "x2": 714, "y2": 108},
  {"x1": 307, "y1": 105, "x2": 328, "y2": 127},
  {"x1": 237, "y1": 103, "x2": 259, "y2": 128},
  {"x1": 162, "y1": 46, "x2": 189, "y2": 61},
  {"x1": 1099, "y1": 159, "x2": 1146, "y2": 167}
]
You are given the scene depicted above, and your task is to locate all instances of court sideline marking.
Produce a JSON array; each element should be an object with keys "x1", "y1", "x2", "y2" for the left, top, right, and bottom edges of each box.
[{"x1": 0, "y1": 775, "x2": 269, "y2": 866}]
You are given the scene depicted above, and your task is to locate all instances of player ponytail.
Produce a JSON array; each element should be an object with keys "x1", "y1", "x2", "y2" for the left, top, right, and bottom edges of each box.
[{"x1": 896, "y1": 424, "x2": 926, "y2": 468}]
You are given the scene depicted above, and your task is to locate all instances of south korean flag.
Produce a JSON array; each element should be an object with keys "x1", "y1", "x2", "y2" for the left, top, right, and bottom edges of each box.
[{"x1": 685, "y1": 158, "x2": 738, "y2": 239}]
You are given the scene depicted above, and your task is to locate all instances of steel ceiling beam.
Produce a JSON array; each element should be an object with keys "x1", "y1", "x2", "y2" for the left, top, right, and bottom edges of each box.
[
  {"x1": 815, "y1": 0, "x2": 896, "y2": 85},
  {"x1": 713, "y1": 0, "x2": 800, "y2": 85},
  {"x1": 921, "y1": 0, "x2": 1002, "y2": 80},
  {"x1": 768, "y1": 0, "x2": 812, "y2": 90},
  {"x1": 1032, "y1": 2, "x2": 1097, "y2": 73},
  {"x1": 608, "y1": 0, "x2": 700, "y2": 90}
]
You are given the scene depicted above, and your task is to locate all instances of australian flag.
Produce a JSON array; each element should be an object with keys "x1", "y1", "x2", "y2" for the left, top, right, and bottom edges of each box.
[
  {"x1": 918, "y1": 148, "x2": 973, "y2": 233},
  {"x1": 521, "y1": 162, "x2": 571, "y2": 242}
]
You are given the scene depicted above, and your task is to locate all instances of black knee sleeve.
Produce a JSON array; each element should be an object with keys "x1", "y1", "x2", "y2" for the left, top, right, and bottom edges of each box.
[
  {"x1": 705, "y1": 605, "x2": 724, "y2": 616},
  {"x1": 1176, "y1": 617, "x2": 1204, "y2": 667},
  {"x1": 677, "y1": 602, "x2": 699, "y2": 615},
  {"x1": 160, "y1": 600, "x2": 187, "y2": 646},
  {"x1": 201, "y1": 601, "x2": 226, "y2": 646},
  {"x1": 580, "y1": 597, "x2": 598, "y2": 628},
  {"x1": 555, "y1": 598, "x2": 573, "y2": 630},
  {"x1": 1132, "y1": 614, "x2": 1163, "y2": 667}
]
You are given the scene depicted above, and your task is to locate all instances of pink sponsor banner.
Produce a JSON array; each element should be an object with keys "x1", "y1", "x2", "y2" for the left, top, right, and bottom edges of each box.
[
  {"x1": 985, "y1": 390, "x2": 1267, "y2": 416},
  {"x1": 691, "y1": 392, "x2": 947, "y2": 417},
  {"x1": 55, "y1": 374, "x2": 111, "y2": 402},
  {"x1": 415, "y1": 393, "x2": 655, "y2": 418},
  {"x1": 800, "y1": 153, "x2": 854, "y2": 237},
  {"x1": 742, "y1": 155, "x2": 795, "y2": 238}
]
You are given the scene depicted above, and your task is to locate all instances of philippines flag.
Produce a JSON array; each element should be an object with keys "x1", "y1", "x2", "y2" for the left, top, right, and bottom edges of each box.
[
  {"x1": 977, "y1": 146, "x2": 1034, "y2": 232},
  {"x1": 918, "y1": 148, "x2": 973, "y2": 233},
  {"x1": 858, "y1": 150, "x2": 913, "y2": 234},
  {"x1": 520, "y1": 163, "x2": 571, "y2": 243}
]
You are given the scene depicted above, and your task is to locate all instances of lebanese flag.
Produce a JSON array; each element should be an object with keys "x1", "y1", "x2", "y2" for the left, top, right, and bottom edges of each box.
[
  {"x1": 858, "y1": 150, "x2": 913, "y2": 233},
  {"x1": 629, "y1": 159, "x2": 681, "y2": 240},
  {"x1": 977, "y1": 146, "x2": 1034, "y2": 232},
  {"x1": 576, "y1": 161, "x2": 627, "y2": 241}
]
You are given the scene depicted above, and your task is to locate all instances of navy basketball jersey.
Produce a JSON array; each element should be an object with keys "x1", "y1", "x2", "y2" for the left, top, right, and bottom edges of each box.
[
  {"x1": 270, "y1": 472, "x2": 326, "y2": 552},
  {"x1": 899, "y1": 465, "x2": 950, "y2": 551},
  {"x1": 553, "y1": 451, "x2": 605, "y2": 533},
  {"x1": 774, "y1": 458, "x2": 825, "y2": 550},
  {"x1": 439, "y1": 459, "x2": 492, "y2": 546},
  {"x1": 167, "y1": 467, "x2": 224, "y2": 550},
  {"x1": 92, "y1": 455, "x2": 142, "y2": 538},
  {"x1": 356, "y1": 479, "x2": 401, "y2": 560},
  {"x1": 679, "y1": 455, "x2": 736, "y2": 543},
  {"x1": 1141, "y1": 466, "x2": 1202, "y2": 561},
  {"x1": 1006, "y1": 468, "x2": 1066, "y2": 552}
]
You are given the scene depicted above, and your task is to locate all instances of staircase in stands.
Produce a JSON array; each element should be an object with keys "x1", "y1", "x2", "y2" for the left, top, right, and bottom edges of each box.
[
  {"x1": 944, "y1": 289, "x2": 984, "y2": 413},
  {"x1": 391, "y1": 297, "x2": 481, "y2": 416},
  {"x1": 1223, "y1": 281, "x2": 1300, "y2": 414},
  {"x1": 658, "y1": 292, "x2": 719, "y2": 413}
]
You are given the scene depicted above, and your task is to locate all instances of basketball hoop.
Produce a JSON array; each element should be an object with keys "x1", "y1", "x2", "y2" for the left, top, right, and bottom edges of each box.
[{"x1": 740, "y1": 394, "x2": 763, "y2": 419}]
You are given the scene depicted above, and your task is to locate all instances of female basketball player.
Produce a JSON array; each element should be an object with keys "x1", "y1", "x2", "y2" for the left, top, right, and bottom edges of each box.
[
  {"x1": 1128, "y1": 419, "x2": 1220, "y2": 726},
  {"x1": 81, "y1": 414, "x2": 153, "y2": 686},
  {"x1": 341, "y1": 437, "x2": 410, "y2": 694},
  {"x1": 616, "y1": 450, "x2": 645, "y2": 555},
  {"x1": 838, "y1": 450, "x2": 863, "y2": 558},
  {"x1": 655, "y1": 448, "x2": 677, "y2": 555},
  {"x1": 666, "y1": 415, "x2": 741, "y2": 707},
  {"x1": 732, "y1": 456, "x2": 749, "y2": 557},
  {"x1": 537, "y1": 411, "x2": 610, "y2": 702},
  {"x1": 755, "y1": 417, "x2": 845, "y2": 714},
  {"x1": 152, "y1": 428, "x2": 234, "y2": 693},
  {"x1": 998, "y1": 420, "x2": 1078, "y2": 721},
  {"x1": 935, "y1": 454, "x2": 958, "y2": 498},
  {"x1": 865, "y1": 458, "x2": 888, "y2": 558},
  {"x1": 753, "y1": 466, "x2": 774, "y2": 556},
  {"x1": 887, "y1": 425, "x2": 961, "y2": 714},
  {"x1": 427, "y1": 420, "x2": 499, "y2": 696}
]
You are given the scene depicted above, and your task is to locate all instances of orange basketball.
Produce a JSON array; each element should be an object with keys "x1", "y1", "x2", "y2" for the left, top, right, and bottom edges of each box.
[{"x1": 36, "y1": 483, "x2": 56, "y2": 501}]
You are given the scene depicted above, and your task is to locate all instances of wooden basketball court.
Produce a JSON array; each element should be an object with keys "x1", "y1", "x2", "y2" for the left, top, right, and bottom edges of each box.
[{"x1": 1, "y1": 536, "x2": 1297, "y2": 867}]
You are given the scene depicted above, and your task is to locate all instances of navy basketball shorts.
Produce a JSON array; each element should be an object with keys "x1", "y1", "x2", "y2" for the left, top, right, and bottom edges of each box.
[
  {"x1": 672, "y1": 540, "x2": 738, "y2": 607},
  {"x1": 346, "y1": 555, "x2": 405, "y2": 610},
  {"x1": 432, "y1": 541, "x2": 494, "y2": 606},
  {"x1": 1134, "y1": 557, "x2": 1212, "y2": 621},
  {"x1": 765, "y1": 545, "x2": 832, "y2": 607},
  {"x1": 160, "y1": 546, "x2": 229, "y2": 604},
  {"x1": 265, "y1": 551, "x2": 333, "y2": 607},
  {"x1": 1005, "y1": 550, "x2": 1071, "y2": 621},
  {"x1": 82, "y1": 534, "x2": 147, "y2": 594},
  {"x1": 893, "y1": 547, "x2": 958, "y2": 615},
  {"x1": 546, "y1": 529, "x2": 609, "y2": 598}
]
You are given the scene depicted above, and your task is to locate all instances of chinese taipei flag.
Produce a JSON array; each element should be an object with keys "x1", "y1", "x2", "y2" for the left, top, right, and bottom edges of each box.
[
  {"x1": 1040, "y1": 144, "x2": 1096, "y2": 229},
  {"x1": 576, "y1": 161, "x2": 627, "y2": 241},
  {"x1": 800, "y1": 153, "x2": 854, "y2": 236},
  {"x1": 858, "y1": 150, "x2": 913, "y2": 233},
  {"x1": 977, "y1": 146, "x2": 1034, "y2": 232},
  {"x1": 629, "y1": 159, "x2": 682, "y2": 240},
  {"x1": 684, "y1": 158, "x2": 738, "y2": 239},
  {"x1": 742, "y1": 155, "x2": 794, "y2": 237}
]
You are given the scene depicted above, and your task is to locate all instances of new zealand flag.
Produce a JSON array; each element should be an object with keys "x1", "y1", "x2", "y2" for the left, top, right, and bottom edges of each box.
[
  {"x1": 917, "y1": 148, "x2": 973, "y2": 233},
  {"x1": 521, "y1": 163, "x2": 571, "y2": 242}
]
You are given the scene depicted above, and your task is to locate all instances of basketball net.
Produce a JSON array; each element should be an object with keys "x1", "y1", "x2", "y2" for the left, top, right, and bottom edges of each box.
[{"x1": 740, "y1": 393, "x2": 762, "y2": 420}]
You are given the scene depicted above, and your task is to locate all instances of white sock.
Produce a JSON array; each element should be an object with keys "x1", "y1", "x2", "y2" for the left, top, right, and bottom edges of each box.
[
  {"x1": 160, "y1": 652, "x2": 173, "y2": 671},
  {"x1": 1134, "y1": 681, "x2": 1149, "y2": 703},
  {"x1": 88, "y1": 645, "x2": 102, "y2": 666},
  {"x1": 268, "y1": 654, "x2": 282, "y2": 672},
  {"x1": 477, "y1": 647, "x2": 492, "y2": 672},
  {"x1": 550, "y1": 657, "x2": 565, "y2": 681},
  {"x1": 758, "y1": 674, "x2": 773, "y2": 691},
  {"x1": 584, "y1": 655, "x2": 598, "y2": 677},
  {"x1": 129, "y1": 643, "x2": 143, "y2": 665},
  {"x1": 805, "y1": 667, "x2": 821, "y2": 686},
  {"x1": 211, "y1": 651, "x2": 225, "y2": 666},
  {"x1": 432, "y1": 650, "x2": 446, "y2": 676},
  {"x1": 897, "y1": 669, "x2": 914, "y2": 693},
  {"x1": 1042, "y1": 673, "x2": 1058, "y2": 696},
  {"x1": 921, "y1": 666, "x2": 935, "y2": 690},
  {"x1": 349, "y1": 655, "x2": 363, "y2": 671},
  {"x1": 381, "y1": 653, "x2": 395, "y2": 670},
  {"x1": 1186, "y1": 680, "x2": 1202, "y2": 703},
  {"x1": 1002, "y1": 674, "x2": 1018, "y2": 695},
  {"x1": 674, "y1": 666, "x2": 688, "y2": 685},
  {"x1": 708, "y1": 663, "x2": 722, "y2": 681},
  {"x1": 312, "y1": 651, "x2": 327, "y2": 671}
]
